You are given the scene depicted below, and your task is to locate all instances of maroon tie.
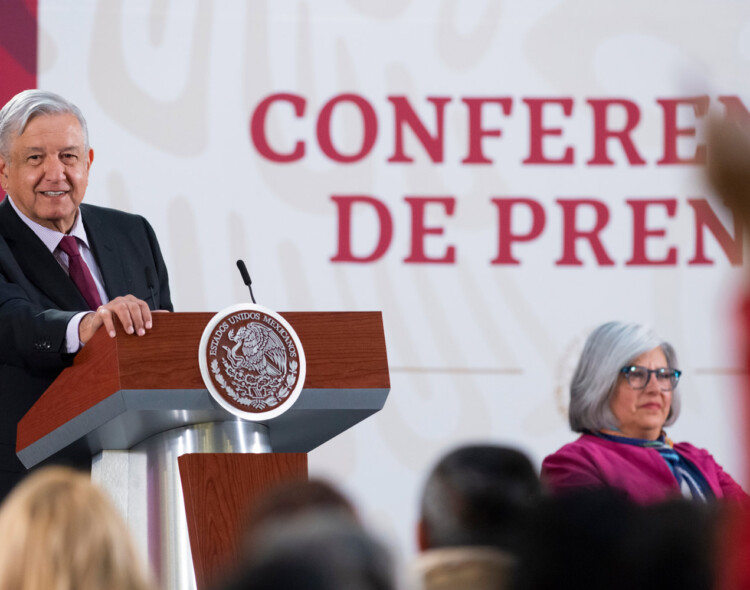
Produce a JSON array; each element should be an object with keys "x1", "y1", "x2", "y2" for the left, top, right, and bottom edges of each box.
[{"x1": 58, "y1": 235, "x2": 103, "y2": 310}]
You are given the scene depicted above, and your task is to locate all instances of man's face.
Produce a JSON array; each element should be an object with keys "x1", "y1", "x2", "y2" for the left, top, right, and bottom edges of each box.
[{"x1": 0, "y1": 112, "x2": 94, "y2": 233}]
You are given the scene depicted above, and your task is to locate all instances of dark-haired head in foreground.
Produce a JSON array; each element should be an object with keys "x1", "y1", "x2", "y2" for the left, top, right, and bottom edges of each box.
[
  {"x1": 512, "y1": 490, "x2": 719, "y2": 590},
  {"x1": 223, "y1": 514, "x2": 395, "y2": 590},
  {"x1": 413, "y1": 445, "x2": 541, "y2": 590},
  {"x1": 419, "y1": 444, "x2": 541, "y2": 552}
]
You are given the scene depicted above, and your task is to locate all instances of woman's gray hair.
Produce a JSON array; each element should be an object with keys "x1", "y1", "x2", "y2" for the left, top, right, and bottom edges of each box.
[
  {"x1": 568, "y1": 321, "x2": 681, "y2": 433},
  {"x1": 0, "y1": 89, "x2": 89, "y2": 160}
]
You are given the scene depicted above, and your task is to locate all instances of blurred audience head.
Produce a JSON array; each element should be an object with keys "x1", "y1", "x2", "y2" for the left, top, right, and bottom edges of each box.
[
  {"x1": 568, "y1": 321, "x2": 680, "y2": 433},
  {"x1": 513, "y1": 489, "x2": 718, "y2": 590},
  {"x1": 627, "y1": 500, "x2": 718, "y2": 590},
  {"x1": 706, "y1": 113, "x2": 750, "y2": 222},
  {"x1": 0, "y1": 466, "x2": 155, "y2": 590},
  {"x1": 224, "y1": 513, "x2": 396, "y2": 590},
  {"x1": 419, "y1": 444, "x2": 540, "y2": 552},
  {"x1": 243, "y1": 477, "x2": 359, "y2": 550},
  {"x1": 513, "y1": 489, "x2": 635, "y2": 590}
]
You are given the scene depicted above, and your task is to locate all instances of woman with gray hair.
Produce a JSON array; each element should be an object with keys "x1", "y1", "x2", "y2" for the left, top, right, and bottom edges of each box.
[{"x1": 542, "y1": 321, "x2": 746, "y2": 503}]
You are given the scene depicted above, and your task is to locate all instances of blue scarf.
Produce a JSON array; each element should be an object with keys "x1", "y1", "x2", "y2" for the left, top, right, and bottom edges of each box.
[{"x1": 593, "y1": 431, "x2": 714, "y2": 502}]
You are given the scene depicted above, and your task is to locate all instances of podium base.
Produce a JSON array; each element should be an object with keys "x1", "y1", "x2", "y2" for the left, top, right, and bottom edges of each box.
[{"x1": 92, "y1": 420, "x2": 271, "y2": 590}]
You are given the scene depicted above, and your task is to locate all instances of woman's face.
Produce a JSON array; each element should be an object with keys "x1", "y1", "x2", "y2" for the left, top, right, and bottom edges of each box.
[{"x1": 610, "y1": 347, "x2": 673, "y2": 440}]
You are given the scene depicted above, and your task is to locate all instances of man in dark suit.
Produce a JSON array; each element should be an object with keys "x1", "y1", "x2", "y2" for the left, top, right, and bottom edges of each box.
[{"x1": 0, "y1": 89, "x2": 173, "y2": 498}]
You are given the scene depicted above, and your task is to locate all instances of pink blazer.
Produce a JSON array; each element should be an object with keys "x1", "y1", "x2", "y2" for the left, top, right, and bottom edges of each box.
[{"x1": 542, "y1": 433, "x2": 747, "y2": 504}]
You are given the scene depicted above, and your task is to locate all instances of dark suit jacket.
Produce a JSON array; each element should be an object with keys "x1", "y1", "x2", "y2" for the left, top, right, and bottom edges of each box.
[{"x1": 0, "y1": 198, "x2": 173, "y2": 497}]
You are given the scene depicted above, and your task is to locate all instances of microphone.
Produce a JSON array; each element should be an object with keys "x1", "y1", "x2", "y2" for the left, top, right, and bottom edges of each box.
[
  {"x1": 236, "y1": 259, "x2": 257, "y2": 303},
  {"x1": 144, "y1": 266, "x2": 158, "y2": 308}
]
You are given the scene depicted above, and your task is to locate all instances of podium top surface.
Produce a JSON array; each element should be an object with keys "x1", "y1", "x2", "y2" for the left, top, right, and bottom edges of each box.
[{"x1": 17, "y1": 311, "x2": 389, "y2": 468}]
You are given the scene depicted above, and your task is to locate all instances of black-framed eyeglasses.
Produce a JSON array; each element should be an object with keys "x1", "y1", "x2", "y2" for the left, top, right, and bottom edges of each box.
[{"x1": 619, "y1": 366, "x2": 681, "y2": 390}]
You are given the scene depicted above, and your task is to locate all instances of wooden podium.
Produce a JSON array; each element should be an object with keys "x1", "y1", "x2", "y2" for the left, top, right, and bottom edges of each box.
[{"x1": 16, "y1": 312, "x2": 390, "y2": 590}]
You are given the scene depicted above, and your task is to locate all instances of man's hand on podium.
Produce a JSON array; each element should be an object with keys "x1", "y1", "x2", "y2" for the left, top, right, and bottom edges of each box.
[{"x1": 79, "y1": 295, "x2": 156, "y2": 344}]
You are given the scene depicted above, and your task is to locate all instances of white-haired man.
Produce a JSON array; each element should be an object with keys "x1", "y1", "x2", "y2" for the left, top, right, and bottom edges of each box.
[{"x1": 0, "y1": 89, "x2": 173, "y2": 498}]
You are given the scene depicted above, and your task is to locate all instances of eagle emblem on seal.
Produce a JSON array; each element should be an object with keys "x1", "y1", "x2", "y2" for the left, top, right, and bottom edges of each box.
[
  {"x1": 200, "y1": 304, "x2": 306, "y2": 420},
  {"x1": 209, "y1": 319, "x2": 300, "y2": 411},
  {"x1": 224, "y1": 323, "x2": 286, "y2": 376}
]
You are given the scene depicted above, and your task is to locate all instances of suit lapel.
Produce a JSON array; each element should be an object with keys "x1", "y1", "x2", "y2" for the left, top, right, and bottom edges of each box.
[
  {"x1": 0, "y1": 199, "x2": 89, "y2": 310},
  {"x1": 80, "y1": 204, "x2": 126, "y2": 299}
]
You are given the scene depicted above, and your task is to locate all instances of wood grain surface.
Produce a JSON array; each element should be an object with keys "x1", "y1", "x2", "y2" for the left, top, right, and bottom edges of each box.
[{"x1": 179, "y1": 453, "x2": 308, "y2": 590}]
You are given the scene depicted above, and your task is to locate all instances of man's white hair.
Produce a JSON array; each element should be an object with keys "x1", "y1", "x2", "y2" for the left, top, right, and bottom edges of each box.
[{"x1": 0, "y1": 89, "x2": 89, "y2": 161}]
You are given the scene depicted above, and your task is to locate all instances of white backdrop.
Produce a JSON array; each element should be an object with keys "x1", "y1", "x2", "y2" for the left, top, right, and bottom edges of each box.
[{"x1": 38, "y1": 0, "x2": 750, "y2": 556}]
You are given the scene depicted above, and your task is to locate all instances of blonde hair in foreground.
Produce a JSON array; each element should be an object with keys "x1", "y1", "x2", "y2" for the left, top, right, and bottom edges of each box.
[{"x1": 0, "y1": 467, "x2": 156, "y2": 590}]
